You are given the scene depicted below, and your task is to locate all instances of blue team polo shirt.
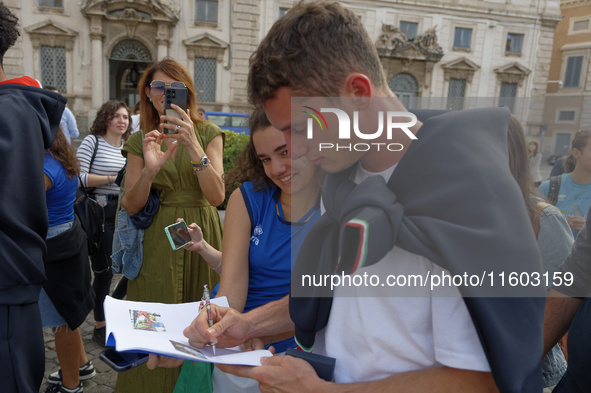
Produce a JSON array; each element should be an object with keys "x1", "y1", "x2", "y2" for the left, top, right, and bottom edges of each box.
[
  {"x1": 539, "y1": 173, "x2": 591, "y2": 237},
  {"x1": 44, "y1": 152, "x2": 77, "y2": 227},
  {"x1": 240, "y1": 181, "x2": 320, "y2": 312}
]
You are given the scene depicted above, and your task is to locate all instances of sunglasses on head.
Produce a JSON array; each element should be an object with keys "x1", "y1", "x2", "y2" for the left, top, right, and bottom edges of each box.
[{"x1": 149, "y1": 80, "x2": 186, "y2": 94}]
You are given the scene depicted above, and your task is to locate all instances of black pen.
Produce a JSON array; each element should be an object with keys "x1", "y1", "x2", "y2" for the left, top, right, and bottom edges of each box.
[{"x1": 203, "y1": 284, "x2": 216, "y2": 355}]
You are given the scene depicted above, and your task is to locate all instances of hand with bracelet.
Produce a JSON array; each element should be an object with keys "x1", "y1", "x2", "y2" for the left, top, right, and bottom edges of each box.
[{"x1": 156, "y1": 99, "x2": 224, "y2": 206}]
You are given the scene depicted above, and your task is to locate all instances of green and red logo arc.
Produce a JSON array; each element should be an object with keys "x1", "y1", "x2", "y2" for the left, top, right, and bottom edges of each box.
[{"x1": 303, "y1": 106, "x2": 329, "y2": 131}]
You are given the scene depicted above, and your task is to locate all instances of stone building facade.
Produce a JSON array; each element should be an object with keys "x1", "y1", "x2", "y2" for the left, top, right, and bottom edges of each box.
[
  {"x1": 4, "y1": 0, "x2": 560, "y2": 137},
  {"x1": 542, "y1": 0, "x2": 591, "y2": 157}
]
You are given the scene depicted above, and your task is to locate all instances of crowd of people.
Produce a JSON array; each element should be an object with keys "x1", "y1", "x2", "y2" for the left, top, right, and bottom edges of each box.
[{"x1": 3, "y1": 1, "x2": 591, "y2": 393}]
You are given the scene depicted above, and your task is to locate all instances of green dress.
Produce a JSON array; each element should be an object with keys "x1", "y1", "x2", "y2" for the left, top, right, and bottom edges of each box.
[{"x1": 115, "y1": 122, "x2": 223, "y2": 393}]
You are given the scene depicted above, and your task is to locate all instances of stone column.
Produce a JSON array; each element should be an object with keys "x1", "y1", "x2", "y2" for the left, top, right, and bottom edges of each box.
[
  {"x1": 89, "y1": 16, "x2": 104, "y2": 109},
  {"x1": 156, "y1": 22, "x2": 170, "y2": 60},
  {"x1": 230, "y1": 0, "x2": 260, "y2": 107}
]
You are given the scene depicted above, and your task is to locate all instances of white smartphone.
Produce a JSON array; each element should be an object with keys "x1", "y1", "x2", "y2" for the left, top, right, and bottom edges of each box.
[{"x1": 164, "y1": 221, "x2": 192, "y2": 250}]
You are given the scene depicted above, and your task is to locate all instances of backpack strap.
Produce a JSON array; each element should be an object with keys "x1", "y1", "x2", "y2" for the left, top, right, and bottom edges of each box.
[
  {"x1": 78, "y1": 135, "x2": 99, "y2": 194},
  {"x1": 547, "y1": 175, "x2": 562, "y2": 206},
  {"x1": 88, "y1": 135, "x2": 99, "y2": 173}
]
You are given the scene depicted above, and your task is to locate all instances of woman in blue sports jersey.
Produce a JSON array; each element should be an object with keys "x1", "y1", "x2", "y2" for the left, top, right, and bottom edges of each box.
[
  {"x1": 173, "y1": 110, "x2": 323, "y2": 393},
  {"x1": 40, "y1": 129, "x2": 95, "y2": 393}
]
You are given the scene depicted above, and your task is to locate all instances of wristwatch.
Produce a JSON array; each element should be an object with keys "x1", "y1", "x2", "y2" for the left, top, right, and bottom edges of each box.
[{"x1": 191, "y1": 154, "x2": 209, "y2": 173}]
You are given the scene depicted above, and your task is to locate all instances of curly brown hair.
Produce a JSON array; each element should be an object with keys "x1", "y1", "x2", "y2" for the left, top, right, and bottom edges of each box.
[
  {"x1": 0, "y1": 2, "x2": 19, "y2": 69},
  {"x1": 248, "y1": 1, "x2": 387, "y2": 107},
  {"x1": 48, "y1": 128, "x2": 80, "y2": 179},
  {"x1": 90, "y1": 100, "x2": 132, "y2": 141},
  {"x1": 137, "y1": 58, "x2": 204, "y2": 133},
  {"x1": 225, "y1": 110, "x2": 276, "y2": 191}
]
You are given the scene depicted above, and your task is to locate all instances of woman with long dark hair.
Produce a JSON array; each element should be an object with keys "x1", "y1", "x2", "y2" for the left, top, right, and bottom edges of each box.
[{"x1": 41, "y1": 129, "x2": 95, "y2": 393}]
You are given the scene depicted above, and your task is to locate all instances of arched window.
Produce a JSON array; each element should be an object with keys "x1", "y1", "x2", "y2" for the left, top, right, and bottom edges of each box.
[
  {"x1": 109, "y1": 40, "x2": 153, "y2": 106},
  {"x1": 110, "y1": 39, "x2": 152, "y2": 62},
  {"x1": 389, "y1": 73, "x2": 418, "y2": 109}
]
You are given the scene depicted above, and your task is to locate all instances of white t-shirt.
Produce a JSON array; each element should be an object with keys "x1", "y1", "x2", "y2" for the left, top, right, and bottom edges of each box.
[
  {"x1": 314, "y1": 162, "x2": 490, "y2": 383},
  {"x1": 131, "y1": 114, "x2": 141, "y2": 133}
]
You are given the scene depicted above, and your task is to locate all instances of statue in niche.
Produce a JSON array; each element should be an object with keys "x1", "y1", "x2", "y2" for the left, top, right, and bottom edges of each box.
[
  {"x1": 122, "y1": 8, "x2": 139, "y2": 20},
  {"x1": 416, "y1": 26, "x2": 443, "y2": 55}
]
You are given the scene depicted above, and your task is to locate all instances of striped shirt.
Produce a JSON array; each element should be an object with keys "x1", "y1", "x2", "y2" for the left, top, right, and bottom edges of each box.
[{"x1": 76, "y1": 135, "x2": 126, "y2": 195}]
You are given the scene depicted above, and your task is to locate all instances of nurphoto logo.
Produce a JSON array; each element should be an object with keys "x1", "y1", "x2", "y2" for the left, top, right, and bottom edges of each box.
[{"x1": 303, "y1": 105, "x2": 418, "y2": 152}]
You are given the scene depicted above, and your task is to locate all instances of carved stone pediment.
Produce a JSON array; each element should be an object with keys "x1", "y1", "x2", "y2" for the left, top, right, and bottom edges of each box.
[
  {"x1": 25, "y1": 20, "x2": 77, "y2": 50},
  {"x1": 82, "y1": 0, "x2": 179, "y2": 22},
  {"x1": 104, "y1": 7, "x2": 152, "y2": 38},
  {"x1": 442, "y1": 57, "x2": 480, "y2": 83},
  {"x1": 376, "y1": 24, "x2": 443, "y2": 62},
  {"x1": 494, "y1": 62, "x2": 530, "y2": 86},
  {"x1": 396, "y1": 46, "x2": 426, "y2": 60},
  {"x1": 184, "y1": 33, "x2": 228, "y2": 62},
  {"x1": 108, "y1": 7, "x2": 152, "y2": 21}
]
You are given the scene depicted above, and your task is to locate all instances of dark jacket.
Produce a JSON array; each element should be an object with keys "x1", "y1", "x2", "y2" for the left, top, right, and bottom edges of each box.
[
  {"x1": 0, "y1": 81, "x2": 64, "y2": 305},
  {"x1": 291, "y1": 107, "x2": 544, "y2": 393},
  {"x1": 44, "y1": 216, "x2": 95, "y2": 330}
]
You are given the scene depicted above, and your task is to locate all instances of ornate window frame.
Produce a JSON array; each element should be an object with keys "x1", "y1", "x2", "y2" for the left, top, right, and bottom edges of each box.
[
  {"x1": 184, "y1": 33, "x2": 228, "y2": 104},
  {"x1": 442, "y1": 57, "x2": 480, "y2": 84},
  {"x1": 194, "y1": 0, "x2": 219, "y2": 27},
  {"x1": 569, "y1": 15, "x2": 591, "y2": 35},
  {"x1": 452, "y1": 26, "x2": 474, "y2": 52},
  {"x1": 25, "y1": 20, "x2": 77, "y2": 93},
  {"x1": 494, "y1": 62, "x2": 530, "y2": 88},
  {"x1": 184, "y1": 33, "x2": 227, "y2": 63}
]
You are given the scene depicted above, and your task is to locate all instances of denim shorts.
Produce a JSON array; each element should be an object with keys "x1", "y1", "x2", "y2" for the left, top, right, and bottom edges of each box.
[
  {"x1": 46, "y1": 220, "x2": 73, "y2": 239},
  {"x1": 38, "y1": 288, "x2": 66, "y2": 328}
]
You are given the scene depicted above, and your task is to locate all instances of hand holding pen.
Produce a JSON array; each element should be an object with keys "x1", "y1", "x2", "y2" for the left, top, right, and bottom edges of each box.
[{"x1": 203, "y1": 284, "x2": 216, "y2": 355}]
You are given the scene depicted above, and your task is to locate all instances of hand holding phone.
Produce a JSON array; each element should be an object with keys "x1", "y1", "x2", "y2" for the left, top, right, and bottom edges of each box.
[
  {"x1": 99, "y1": 349, "x2": 149, "y2": 372},
  {"x1": 163, "y1": 86, "x2": 188, "y2": 134},
  {"x1": 164, "y1": 221, "x2": 192, "y2": 250}
]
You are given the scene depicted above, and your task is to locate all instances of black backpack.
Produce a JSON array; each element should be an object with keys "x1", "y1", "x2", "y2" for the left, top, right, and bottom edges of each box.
[{"x1": 74, "y1": 136, "x2": 105, "y2": 256}]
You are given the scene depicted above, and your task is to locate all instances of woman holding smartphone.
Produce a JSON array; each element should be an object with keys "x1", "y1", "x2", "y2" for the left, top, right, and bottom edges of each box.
[{"x1": 118, "y1": 58, "x2": 224, "y2": 393}]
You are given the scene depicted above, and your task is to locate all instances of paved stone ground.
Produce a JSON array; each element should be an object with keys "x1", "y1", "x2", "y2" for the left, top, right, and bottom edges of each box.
[
  {"x1": 40, "y1": 274, "x2": 123, "y2": 393},
  {"x1": 39, "y1": 211, "x2": 226, "y2": 393}
]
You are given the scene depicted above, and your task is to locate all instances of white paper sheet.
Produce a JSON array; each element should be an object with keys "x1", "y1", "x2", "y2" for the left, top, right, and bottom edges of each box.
[{"x1": 104, "y1": 296, "x2": 271, "y2": 366}]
